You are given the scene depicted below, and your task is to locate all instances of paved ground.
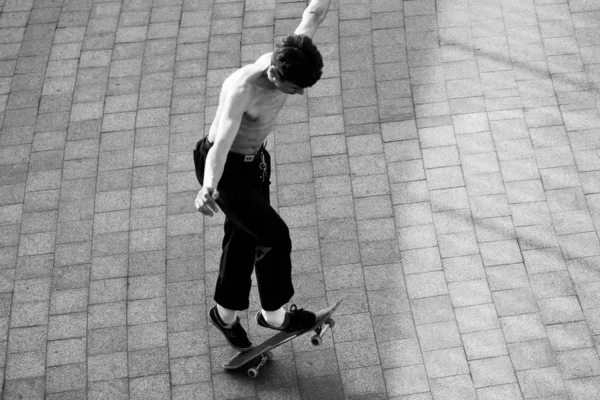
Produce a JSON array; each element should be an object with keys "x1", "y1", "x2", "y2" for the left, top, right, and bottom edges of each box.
[{"x1": 1, "y1": 0, "x2": 600, "y2": 398}]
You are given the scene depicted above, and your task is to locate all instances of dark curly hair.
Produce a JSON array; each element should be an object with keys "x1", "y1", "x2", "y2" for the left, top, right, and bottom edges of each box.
[{"x1": 271, "y1": 34, "x2": 324, "y2": 88}]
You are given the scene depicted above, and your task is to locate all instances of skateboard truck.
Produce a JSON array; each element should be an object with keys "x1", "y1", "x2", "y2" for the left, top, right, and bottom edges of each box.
[
  {"x1": 247, "y1": 351, "x2": 273, "y2": 378},
  {"x1": 246, "y1": 317, "x2": 337, "y2": 377},
  {"x1": 311, "y1": 318, "x2": 335, "y2": 346}
]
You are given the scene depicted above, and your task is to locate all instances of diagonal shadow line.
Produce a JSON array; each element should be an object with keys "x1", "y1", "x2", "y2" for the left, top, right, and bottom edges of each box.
[
  {"x1": 404, "y1": 27, "x2": 600, "y2": 257},
  {"x1": 430, "y1": 178, "x2": 599, "y2": 265},
  {"x1": 444, "y1": 38, "x2": 599, "y2": 97},
  {"x1": 430, "y1": 206, "x2": 600, "y2": 286}
]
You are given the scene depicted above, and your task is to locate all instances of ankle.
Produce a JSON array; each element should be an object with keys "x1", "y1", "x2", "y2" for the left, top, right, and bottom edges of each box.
[
  {"x1": 217, "y1": 305, "x2": 236, "y2": 325},
  {"x1": 261, "y1": 307, "x2": 286, "y2": 328}
]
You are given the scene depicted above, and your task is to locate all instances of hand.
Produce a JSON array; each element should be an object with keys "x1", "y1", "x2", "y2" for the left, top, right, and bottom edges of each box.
[{"x1": 195, "y1": 187, "x2": 220, "y2": 216}]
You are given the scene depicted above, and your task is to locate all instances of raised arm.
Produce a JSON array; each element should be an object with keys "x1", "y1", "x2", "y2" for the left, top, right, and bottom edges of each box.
[{"x1": 294, "y1": 0, "x2": 332, "y2": 38}]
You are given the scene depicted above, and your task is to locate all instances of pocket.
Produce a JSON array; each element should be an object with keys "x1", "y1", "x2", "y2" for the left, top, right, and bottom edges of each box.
[
  {"x1": 193, "y1": 141, "x2": 205, "y2": 185},
  {"x1": 264, "y1": 150, "x2": 272, "y2": 184}
]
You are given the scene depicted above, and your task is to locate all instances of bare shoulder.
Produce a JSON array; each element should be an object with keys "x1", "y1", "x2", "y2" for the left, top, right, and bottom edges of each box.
[
  {"x1": 255, "y1": 52, "x2": 273, "y2": 66},
  {"x1": 223, "y1": 70, "x2": 251, "y2": 93},
  {"x1": 222, "y1": 55, "x2": 269, "y2": 91},
  {"x1": 219, "y1": 73, "x2": 253, "y2": 110}
]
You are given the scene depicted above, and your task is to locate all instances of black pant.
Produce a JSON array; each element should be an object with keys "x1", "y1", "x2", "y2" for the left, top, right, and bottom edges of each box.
[{"x1": 193, "y1": 137, "x2": 294, "y2": 311}]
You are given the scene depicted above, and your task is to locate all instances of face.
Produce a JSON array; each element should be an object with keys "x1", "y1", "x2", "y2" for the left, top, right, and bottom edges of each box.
[
  {"x1": 269, "y1": 67, "x2": 305, "y2": 95},
  {"x1": 276, "y1": 80, "x2": 305, "y2": 95}
]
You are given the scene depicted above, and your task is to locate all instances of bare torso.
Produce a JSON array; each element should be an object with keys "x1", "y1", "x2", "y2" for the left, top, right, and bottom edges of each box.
[{"x1": 207, "y1": 53, "x2": 288, "y2": 154}]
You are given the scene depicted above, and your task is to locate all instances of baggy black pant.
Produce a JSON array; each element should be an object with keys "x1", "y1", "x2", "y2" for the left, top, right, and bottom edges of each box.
[{"x1": 193, "y1": 137, "x2": 294, "y2": 311}]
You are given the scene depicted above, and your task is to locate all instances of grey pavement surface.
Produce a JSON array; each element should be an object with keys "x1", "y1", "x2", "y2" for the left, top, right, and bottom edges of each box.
[{"x1": 1, "y1": 0, "x2": 600, "y2": 398}]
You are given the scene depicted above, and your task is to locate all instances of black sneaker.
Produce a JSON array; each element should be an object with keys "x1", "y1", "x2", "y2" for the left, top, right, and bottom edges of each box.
[
  {"x1": 208, "y1": 306, "x2": 253, "y2": 351},
  {"x1": 256, "y1": 304, "x2": 316, "y2": 333}
]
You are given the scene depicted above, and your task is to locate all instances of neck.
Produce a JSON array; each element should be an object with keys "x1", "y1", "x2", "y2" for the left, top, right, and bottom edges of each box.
[{"x1": 257, "y1": 69, "x2": 277, "y2": 91}]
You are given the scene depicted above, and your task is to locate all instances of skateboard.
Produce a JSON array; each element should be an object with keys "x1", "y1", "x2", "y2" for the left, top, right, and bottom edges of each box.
[{"x1": 223, "y1": 299, "x2": 343, "y2": 378}]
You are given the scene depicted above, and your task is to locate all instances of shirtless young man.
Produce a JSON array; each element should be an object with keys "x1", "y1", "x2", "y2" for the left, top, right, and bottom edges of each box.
[{"x1": 194, "y1": 0, "x2": 332, "y2": 350}]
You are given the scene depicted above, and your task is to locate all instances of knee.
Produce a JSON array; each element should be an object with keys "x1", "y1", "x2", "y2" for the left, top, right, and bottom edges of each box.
[
  {"x1": 280, "y1": 225, "x2": 292, "y2": 247},
  {"x1": 279, "y1": 234, "x2": 292, "y2": 251},
  {"x1": 269, "y1": 224, "x2": 292, "y2": 251}
]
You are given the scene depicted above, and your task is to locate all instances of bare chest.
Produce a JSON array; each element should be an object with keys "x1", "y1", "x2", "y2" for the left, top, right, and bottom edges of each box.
[
  {"x1": 244, "y1": 93, "x2": 288, "y2": 126},
  {"x1": 231, "y1": 95, "x2": 287, "y2": 152}
]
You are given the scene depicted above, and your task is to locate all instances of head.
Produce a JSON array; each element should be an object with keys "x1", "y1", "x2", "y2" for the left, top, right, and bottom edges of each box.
[{"x1": 269, "y1": 34, "x2": 324, "y2": 95}]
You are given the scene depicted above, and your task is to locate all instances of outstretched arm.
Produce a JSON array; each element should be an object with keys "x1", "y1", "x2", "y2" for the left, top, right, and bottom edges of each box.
[
  {"x1": 202, "y1": 88, "x2": 246, "y2": 191},
  {"x1": 294, "y1": 0, "x2": 332, "y2": 38},
  {"x1": 195, "y1": 83, "x2": 248, "y2": 216}
]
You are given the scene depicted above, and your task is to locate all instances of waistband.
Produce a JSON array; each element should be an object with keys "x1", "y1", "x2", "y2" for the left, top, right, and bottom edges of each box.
[{"x1": 204, "y1": 137, "x2": 266, "y2": 163}]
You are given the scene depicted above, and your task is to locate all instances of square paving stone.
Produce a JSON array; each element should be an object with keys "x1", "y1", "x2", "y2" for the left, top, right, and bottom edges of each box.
[
  {"x1": 170, "y1": 355, "x2": 211, "y2": 385},
  {"x1": 129, "y1": 347, "x2": 169, "y2": 378},
  {"x1": 547, "y1": 321, "x2": 595, "y2": 351},
  {"x1": 88, "y1": 379, "x2": 129, "y2": 400},
  {"x1": 340, "y1": 366, "x2": 387, "y2": 397},
  {"x1": 7, "y1": 325, "x2": 47, "y2": 353},
  {"x1": 463, "y1": 329, "x2": 508, "y2": 360},
  {"x1": 88, "y1": 302, "x2": 127, "y2": 330},
  {"x1": 6, "y1": 351, "x2": 45, "y2": 380},
  {"x1": 429, "y1": 374, "x2": 477, "y2": 400},
  {"x1": 493, "y1": 287, "x2": 539, "y2": 316},
  {"x1": 88, "y1": 326, "x2": 127, "y2": 355},
  {"x1": 476, "y1": 383, "x2": 524, "y2": 400},
  {"x1": 455, "y1": 303, "x2": 500, "y2": 333},
  {"x1": 384, "y1": 364, "x2": 429, "y2": 397},
  {"x1": 46, "y1": 337, "x2": 86, "y2": 366},
  {"x1": 2, "y1": 377, "x2": 45, "y2": 400},
  {"x1": 556, "y1": 347, "x2": 600, "y2": 379},
  {"x1": 469, "y1": 355, "x2": 517, "y2": 388},
  {"x1": 517, "y1": 367, "x2": 566, "y2": 398},
  {"x1": 405, "y1": 271, "x2": 448, "y2": 299},
  {"x1": 565, "y1": 376, "x2": 600, "y2": 400},
  {"x1": 423, "y1": 347, "x2": 470, "y2": 379},
  {"x1": 298, "y1": 374, "x2": 345, "y2": 400},
  {"x1": 417, "y1": 320, "x2": 462, "y2": 352},
  {"x1": 410, "y1": 295, "x2": 454, "y2": 326},
  {"x1": 10, "y1": 300, "x2": 48, "y2": 328},
  {"x1": 373, "y1": 311, "x2": 416, "y2": 342},
  {"x1": 88, "y1": 352, "x2": 128, "y2": 382}
]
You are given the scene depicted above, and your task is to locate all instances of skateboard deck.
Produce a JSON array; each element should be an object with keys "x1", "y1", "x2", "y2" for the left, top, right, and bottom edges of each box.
[{"x1": 223, "y1": 299, "x2": 343, "y2": 378}]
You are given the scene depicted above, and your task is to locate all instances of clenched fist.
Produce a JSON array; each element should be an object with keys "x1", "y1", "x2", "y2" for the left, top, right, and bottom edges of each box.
[{"x1": 195, "y1": 186, "x2": 220, "y2": 216}]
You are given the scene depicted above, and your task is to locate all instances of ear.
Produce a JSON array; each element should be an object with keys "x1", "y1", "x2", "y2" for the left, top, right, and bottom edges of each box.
[{"x1": 269, "y1": 66, "x2": 281, "y2": 83}]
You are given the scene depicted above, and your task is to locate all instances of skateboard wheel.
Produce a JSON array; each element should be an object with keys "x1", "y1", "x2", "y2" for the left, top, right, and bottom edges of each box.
[
  {"x1": 247, "y1": 367, "x2": 259, "y2": 378},
  {"x1": 265, "y1": 351, "x2": 274, "y2": 360},
  {"x1": 326, "y1": 318, "x2": 336, "y2": 329},
  {"x1": 311, "y1": 335, "x2": 323, "y2": 346}
]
